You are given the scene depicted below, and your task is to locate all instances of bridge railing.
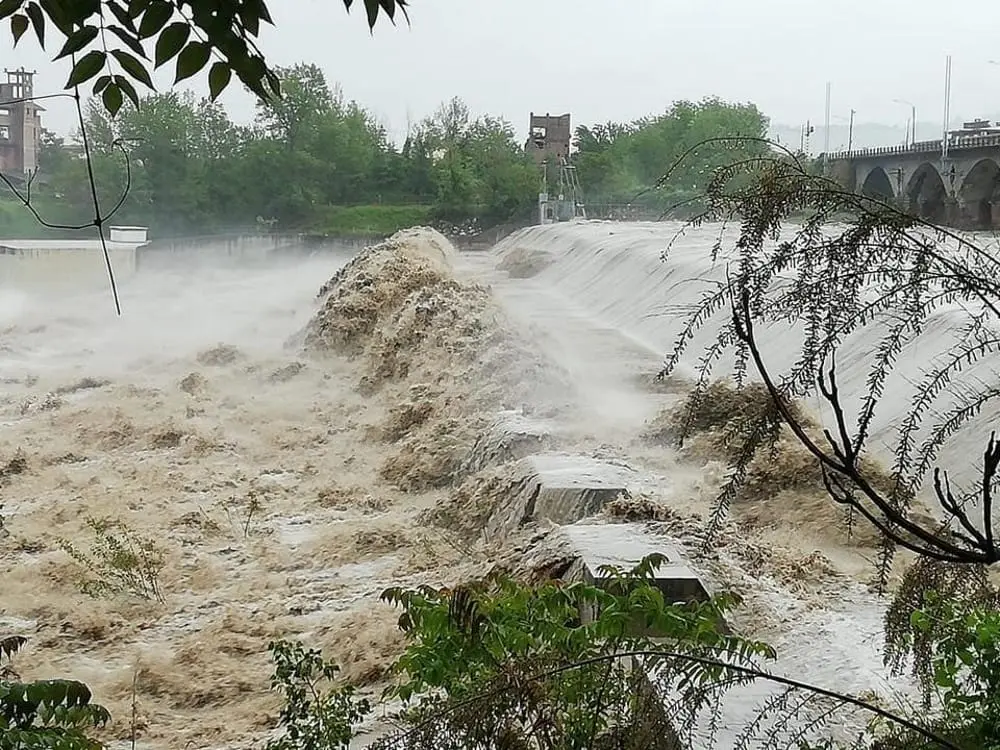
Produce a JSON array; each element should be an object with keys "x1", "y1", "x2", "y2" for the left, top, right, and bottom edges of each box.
[{"x1": 827, "y1": 133, "x2": 1000, "y2": 160}]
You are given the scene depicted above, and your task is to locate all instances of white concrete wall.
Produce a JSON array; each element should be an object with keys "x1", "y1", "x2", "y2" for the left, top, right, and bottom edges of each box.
[{"x1": 0, "y1": 246, "x2": 137, "y2": 288}]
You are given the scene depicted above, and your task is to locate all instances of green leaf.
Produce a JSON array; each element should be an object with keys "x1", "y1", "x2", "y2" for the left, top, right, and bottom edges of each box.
[
  {"x1": 208, "y1": 61, "x2": 231, "y2": 100},
  {"x1": 102, "y1": 81, "x2": 124, "y2": 116},
  {"x1": 106, "y1": 24, "x2": 148, "y2": 58},
  {"x1": 257, "y1": 0, "x2": 273, "y2": 25},
  {"x1": 105, "y1": 0, "x2": 137, "y2": 33},
  {"x1": 91, "y1": 74, "x2": 111, "y2": 94},
  {"x1": 237, "y1": 3, "x2": 260, "y2": 36},
  {"x1": 113, "y1": 75, "x2": 139, "y2": 108},
  {"x1": 55, "y1": 23, "x2": 98, "y2": 59},
  {"x1": 365, "y1": 0, "x2": 378, "y2": 28},
  {"x1": 0, "y1": 0, "x2": 24, "y2": 19},
  {"x1": 65, "y1": 49, "x2": 106, "y2": 88},
  {"x1": 174, "y1": 40, "x2": 210, "y2": 84},
  {"x1": 37, "y1": 0, "x2": 73, "y2": 35},
  {"x1": 110, "y1": 48, "x2": 153, "y2": 88},
  {"x1": 23, "y1": 1, "x2": 42, "y2": 45},
  {"x1": 153, "y1": 21, "x2": 188, "y2": 67},
  {"x1": 137, "y1": 0, "x2": 171, "y2": 39},
  {"x1": 127, "y1": 0, "x2": 152, "y2": 19},
  {"x1": 9, "y1": 12, "x2": 26, "y2": 43}
]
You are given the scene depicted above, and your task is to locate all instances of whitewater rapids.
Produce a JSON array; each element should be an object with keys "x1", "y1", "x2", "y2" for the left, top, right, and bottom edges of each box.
[
  {"x1": 491, "y1": 220, "x2": 1000, "y2": 506},
  {"x1": 480, "y1": 219, "x2": 1000, "y2": 744},
  {"x1": 2, "y1": 221, "x2": 982, "y2": 748}
]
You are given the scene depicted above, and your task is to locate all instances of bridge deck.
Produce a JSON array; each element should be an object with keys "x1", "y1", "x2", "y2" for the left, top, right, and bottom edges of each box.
[{"x1": 829, "y1": 133, "x2": 1000, "y2": 160}]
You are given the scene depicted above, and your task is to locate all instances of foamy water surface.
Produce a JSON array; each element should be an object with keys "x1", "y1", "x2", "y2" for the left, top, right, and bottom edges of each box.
[
  {"x1": 0, "y1": 256, "x2": 346, "y2": 381},
  {"x1": 485, "y1": 221, "x2": 998, "y2": 743},
  {"x1": 1, "y1": 224, "x2": 976, "y2": 747}
]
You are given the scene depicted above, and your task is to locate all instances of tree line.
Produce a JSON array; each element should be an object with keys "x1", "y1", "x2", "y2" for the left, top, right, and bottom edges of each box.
[{"x1": 8, "y1": 64, "x2": 770, "y2": 238}]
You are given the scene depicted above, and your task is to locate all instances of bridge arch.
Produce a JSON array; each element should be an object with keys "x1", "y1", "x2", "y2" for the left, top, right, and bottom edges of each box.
[
  {"x1": 905, "y1": 162, "x2": 947, "y2": 223},
  {"x1": 859, "y1": 166, "x2": 895, "y2": 200},
  {"x1": 959, "y1": 158, "x2": 1000, "y2": 228}
]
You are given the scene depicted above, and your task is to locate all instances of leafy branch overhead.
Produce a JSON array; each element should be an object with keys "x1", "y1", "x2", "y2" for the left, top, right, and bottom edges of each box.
[{"x1": 0, "y1": 0, "x2": 408, "y2": 115}]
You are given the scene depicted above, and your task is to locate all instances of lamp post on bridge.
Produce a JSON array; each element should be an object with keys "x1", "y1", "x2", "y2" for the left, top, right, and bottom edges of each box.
[
  {"x1": 830, "y1": 112, "x2": 856, "y2": 152},
  {"x1": 893, "y1": 98, "x2": 916, "y2": 147},
  {"x1": 942, "y1": 54, "x2": 952, "y2": 164}
]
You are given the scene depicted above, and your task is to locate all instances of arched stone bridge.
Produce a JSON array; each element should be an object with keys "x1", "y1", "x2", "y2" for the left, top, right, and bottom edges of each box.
[{"x1": 827, "y1": 135, "x2": 1000, "y2": 228}]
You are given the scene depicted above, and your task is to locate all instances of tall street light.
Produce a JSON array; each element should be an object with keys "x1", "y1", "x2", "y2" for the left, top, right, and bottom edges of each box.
[
  {"x1": 893, "y1": 98, "x2": 916, "y2": 146},
  {"x1": 942, "y1": 55, "x2": 952, "y2": 164},
  {"x1": 830, "y1": 112, "x2": 856, "y2": 152}
]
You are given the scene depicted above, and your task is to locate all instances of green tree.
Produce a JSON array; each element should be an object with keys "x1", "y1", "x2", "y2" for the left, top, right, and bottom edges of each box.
[
  {"x1": 412, "y1": 97, "x2": 537, "y2": 225},
  {"x1": 256, "y1": 63, "x2": 335, "y2": 151},
  {"x1": 573, "y1": 98, "x2": 770, "y2": 212},
  {"x1": 376, "y1": 555, "x2": 774, "y2": 749}
]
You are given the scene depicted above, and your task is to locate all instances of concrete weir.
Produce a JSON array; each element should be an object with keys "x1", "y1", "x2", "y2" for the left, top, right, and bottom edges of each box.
[
  {"x1": 457, "y1": 410, "x2": 554, "y2": 477},
  {"x1": 485, "y1": 452, "x2": 636, "y2": 540},
  {"x1": 557, "y1": 523, "x2": 711, "y2": 604},
  {"x1": 483, "y1": 449, "x2": 712, "y2": 605}
]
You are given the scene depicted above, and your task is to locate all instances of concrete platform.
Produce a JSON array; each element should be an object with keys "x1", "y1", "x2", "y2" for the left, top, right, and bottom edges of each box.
[
  {"x1": 484, "y1": 452, "x2": 636, "y2": 540},
  {"x1": 457, "y1": 411, "x2": 554, "y2": 477},
  {"x1": 555, "y1": 523, "x2": 712, "y2": 605}
]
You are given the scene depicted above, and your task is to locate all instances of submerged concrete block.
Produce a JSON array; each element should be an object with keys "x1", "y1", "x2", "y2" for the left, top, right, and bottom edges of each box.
[
  {"x1": 484, "y1": 453, "x2": 636, "y2": 540},
  {"x1": 457, "y1": 411, "x2": 554, "y2": 478},
  {"x1": 555, "y1": 522, "x2": 711, "y2": 605}
]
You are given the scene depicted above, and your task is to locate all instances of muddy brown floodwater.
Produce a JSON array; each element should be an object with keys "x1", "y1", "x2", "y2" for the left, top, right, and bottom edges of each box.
[{"x1": 1, "y1": 224, "x2": 950, "y2": 748}]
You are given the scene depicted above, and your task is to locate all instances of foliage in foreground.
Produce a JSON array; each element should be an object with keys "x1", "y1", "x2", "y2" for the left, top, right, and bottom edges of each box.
[
  {"x1": 0, "y1": 0, "x2": 404, "y2": 114},
  {"x1": 7, "y1": 551, "x2": 995, "y2": 749},
  {"x1": 0, "y1": 635, "x2": 110, "y2": 750},
  {"x1": 645, "y1": 138, "x2": 1000, "y2": 747},
  {"x1": 876, "y1": 590, "x2": 1000, "y2": 749},
  {"x1": 372, "y1": 554, "x2": 774, "y2": 749},
  {"x1": 654, "y1": 143, "x2": 1000, "y2": 584},
  {"x1": 265, "y1": 640, "x2": 371, "y2": 750}
]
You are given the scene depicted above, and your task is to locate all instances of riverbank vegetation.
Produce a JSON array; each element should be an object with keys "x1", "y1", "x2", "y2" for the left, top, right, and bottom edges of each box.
[{"x1": 7, "y1": 66, "x2": 771, "y2": 239}]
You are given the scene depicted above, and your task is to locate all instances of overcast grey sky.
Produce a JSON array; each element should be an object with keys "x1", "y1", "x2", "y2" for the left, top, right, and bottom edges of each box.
[{"x1": 3, "y1": 0, "x2": 1000, "y2": 143}]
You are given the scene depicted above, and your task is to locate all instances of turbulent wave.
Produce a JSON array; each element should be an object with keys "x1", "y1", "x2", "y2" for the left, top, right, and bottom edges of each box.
[
  {"x1": 0, "y1": 229, "x2": 572, "y2": 750},
  {"x1": 303, "y1": 227, "x2": 567, "y2": 490},
  {"x1": 494, "y1": 221, "x2": 1000, "y2": 502},
  {"x1": 1, "y1": 222, "x2": 956, "y2": 748}
]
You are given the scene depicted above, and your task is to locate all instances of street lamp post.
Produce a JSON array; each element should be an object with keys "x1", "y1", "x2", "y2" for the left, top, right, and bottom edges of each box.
[
  {"x1": 823, "y1": 81, "x2": 832, "y2": 172},
  {"x1": 893, "y1": 98, "x2": 916, "y2": 147},
  {"x1": 942, "y1": 54, "x2": 952, "y2": 165},
  {"x1": 830, "y1": 112, "x2": 856, "y2": 152}
]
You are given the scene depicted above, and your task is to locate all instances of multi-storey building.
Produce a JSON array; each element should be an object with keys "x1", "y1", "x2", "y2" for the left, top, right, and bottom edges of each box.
[{"x1": 0, "y1": 68, "x2": 42, "y2": 175}]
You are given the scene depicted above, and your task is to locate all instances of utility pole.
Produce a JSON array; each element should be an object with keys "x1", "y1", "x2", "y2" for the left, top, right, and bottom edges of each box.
[
  {"x1": 893, "y1": 99, "x2": 917, "y2": 147},
  {"x1": 823, "y1": 81, "x2": 831, "y2": 172},
  {"x1": 942, "y1": 54, "x2": 953, "y2": 164},
  {"x1": 800, "y1": 120, "x2": 815, "y2": 154},
  {"x1": 848, "y1": 109, "x2": 856, "y2": 152}
]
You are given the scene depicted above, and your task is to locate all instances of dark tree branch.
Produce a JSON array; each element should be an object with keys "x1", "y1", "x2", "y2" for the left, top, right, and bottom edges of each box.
[
  {"x1": 731, "y1": 287, "x2": 999, "y2": 565},
  {"x1": 377, "y1": 648, "x2": 963, "y2": 750}
]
